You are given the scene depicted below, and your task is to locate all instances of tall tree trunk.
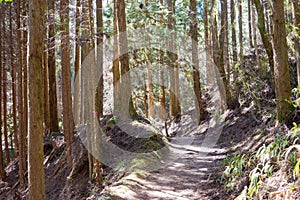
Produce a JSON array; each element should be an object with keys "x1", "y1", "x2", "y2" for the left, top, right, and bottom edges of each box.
[
  {"x1": 0, "y1": 7, "x2": 5, "y2": 178},
  {"x1": 17, "y1": 0, "x2": 25, "y2": 186},
  {"x1": 28, "y1": 0, "x2": 46, "y2": 198},
  {"x1": 2, "y1": 19, "x2": 10, "y2": 165},
  {"x1": 293, "y1": 0, "x2": 300, "y2": 86},
  {"x1": 252, "y1": 0, "x2": 260, "y2": 68},
  {"x1": 94, "y1": 0, "x2": 103, "y2": 188},
  {"x1": 60, "y1": 0, "x2": 74, "y2": 165},
  {"x1": 263, "y1": 2, "x2": 271, "y2": 34},
  {"x1": 117, "y1": 0, "x2": 137, "y2": 120},
  {"x1": 143, "y1": 72, "x2": 148, "y2": 117},
  {"x1": 148, "y1": 66, "x2": 154, "y2": 118},
  {"x1": 212, "y1": 0, "x2": 236, "y2": 109},
  {"x1": 231, "y1": 0, "x2": 238, "y2": 89},
  {"x1": 95, "y1": 0, "x2": 104, "y2": 119},
  {"x1": 74, "y1": 0, "x2": 81, "y2": 123},
  {"x1": 80, "y1": 0, "x2": 94, "y2": 182},
  {"x1": 253, "y1": 0, "x2": 274, "y2": 73},
  {"x1": 10, "y1": 3, "x2": 18, "y2": 159},
  {"x1": 238, "y1": 0, "x2": 243, "y2": 65},
  {"x1": 144, "y1": 0, "x2": 154, "y2": 119},
  {"x1": 272, "y1": 0, "x2": 292, "y2": 122},
  {"x1": 22, "y1": 0, "x2": 29, "y2": 172},
  {"x1": 221, "y1": 0, "x2": 230, "y2": 82},
  {"x1": 166, "y1": 0, "x2": 180, "y2": 118},
  {"x1": 22, "y1": 0, "x2": 29, "y2": 174},
  {"x1": 44, "y1": 16, "x2": 50, "y2": 136},
  {"x1": 48, "y1": 0, "x2": 59, "y2": 134},
  {"x1": 113, "y1": 0, "x2": 121, "y2": 115},
  {"x1": 173, "y1": 0, "x2": 181, "y2": 116},
  {"x1": 43, "y1": 2, "x2": 50, "y2": 135},
  {"x1": 248, "y1": 0, "x2": 253, "y2": 48},
  {"x1": 190, "y1": 0, "x2": 207, "y2": 121},
  {"x1": 159, "y1": 0, "x2": 166, "y2": 120},
  {"x1": 159, "y1": 59, "x2": 166, "y2": 120},
  {"x1": 204, "y1": 0, "x2": 215, "y2": 86}
]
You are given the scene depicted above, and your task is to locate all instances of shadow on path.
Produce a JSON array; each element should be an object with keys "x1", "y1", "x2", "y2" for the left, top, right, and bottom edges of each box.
[{"x1": 105, "y1": 135, "x2": 227, "y2": 200}]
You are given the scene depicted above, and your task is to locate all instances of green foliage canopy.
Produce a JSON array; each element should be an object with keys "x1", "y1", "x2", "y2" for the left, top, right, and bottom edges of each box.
[{"x1": 0, "y1": 0, "x2": 13, "y2": 3}]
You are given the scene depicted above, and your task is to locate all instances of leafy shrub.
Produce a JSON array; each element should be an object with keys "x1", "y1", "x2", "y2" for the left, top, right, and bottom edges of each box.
[{"x1": 220, "y1": 123, "x2": 300, "y2": 198}]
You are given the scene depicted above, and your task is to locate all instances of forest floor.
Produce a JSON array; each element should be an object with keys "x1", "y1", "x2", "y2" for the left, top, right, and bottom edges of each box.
[
  {"x1": 96, "y1": 109, "x2": 263, "y2": 200},
  {"x1": 2, "y1": 107, "x2": 300, "y2": 200},
  {"x1": 0, "y1": 108, "x2": 262, "y2": 200},
  {"x1": 101, "y1": 139, "x2": 226, "y2": 200}
]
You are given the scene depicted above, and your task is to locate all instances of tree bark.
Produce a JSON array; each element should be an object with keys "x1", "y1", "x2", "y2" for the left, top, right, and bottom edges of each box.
[
  {"x1": 204, "y1": 0, "x2": 215, "y2": 87},
  {"x1": 221, "y1": 0, "x2": 230, "y2": 82},
  {"x1": 28, "y1": 0, "x2": 46, "y2": 198},
  {"x1": 60, "y1": 0, "x2": 74, "y2": 165},
  {"x1": 22, "y1": 1, "x2": 29, "y2": 173},
  {"x1": 166, "y1": 0, "x2": 180, "y2": 118},
  {"x1": 0, "y1": 7, "x2": 5, "y2": 178},
  {"x1": 16, "y1": 0, "x2": 25, "y2": 186},
  {"x1": 248, "y1": 0, "x2": 254, "y2": 48},
  {"x1": 252, "y1": 0, "x2": 260, "y2": 68},
  {"x1": 44, "y1": 22, "x2": 50, "y2": 136},
  {"x1": 231, "y1": 0, "x2": 238, "y2": 88},
  {"x1": 95, "y1": 0, "x2": 104, "y2": 119},
  {"x1": 80, "y1": 0, "x2": 94, "y2": 182},
  {"x1": 113, "y1": 0, "x2": 121, "y2": 115},
  {"x1": 238, "y1": 0, "x2": 243, "y2": 64},
  {"x1": 48, "y1": 0, "x2": 60, "y2": 133},
  {"x1": 212, "y1": 0, "x2": 236, "y2": 109},
  {"x1": 22, "y1": 0, "x2": 29, "y2": 174},
  {"x1": 272, "y1": 0, "x2": 292, "y2": 122},
  {"x1": 117, "y1": 0, "x2": 137, "y2": 120},
  {"x1": 159, "y1": 0, "x2": 166, "y2": 120},
  {"x1": 74, "y1": 0, "x2": 81, "y2": 123},
  {"x1": 94, "y1": 0, "x2": 103, "y2": 188},
  {"x1": 190, "y1": 0, "x2": 207, "y2": 121},
  {"x1": 293, "y1": 0, "x2": 300, "y2": 86},
  {"x1": 10, "y1": 3, "x2": 18, "y2": 159},
  {"x1": 148, "y1": 66, "x2": 154, "y2": 118},
  {"x1": 2, "y1": 14, "x2": 10, "y2": 165},
  {"x1": 253, "y1": 0, "x2": 274, "y2": 73}
]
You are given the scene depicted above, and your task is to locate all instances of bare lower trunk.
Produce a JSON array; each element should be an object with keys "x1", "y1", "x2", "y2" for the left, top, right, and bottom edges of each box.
[
  {"x1": 22, "y1": 0, "x2": 28, "y2": 175},
  {"x1": 28, "y1": 0, "x2": 46, "y2": 198},
  {"x1": 159, "y1": 0, "x2": 166, "y2": 120},
  {"x1": 10, "y1": 4, "x2": 18, "y2": 158},
  {"x1": 190, "y1": 0, "x2": 207, "y2": 121},
  {"x1": 48, "y1": 0, "x2": 59, "y2": 133},
  {"x1": 252, "y1": 0, "x2": 260, "y2": 68},
  {"x1": 272, "y1": 0, "x2": 292, "y2": 122},
  {"x1": 113, "y1": 0, "x2": 121, "y2": 116},
  {"x1": 117, "y1": 0, "x2": 137, "y2": 120},
  {"x1": 253, "y1": 0, "x2": 274, "y2": 73},
  {"x1": 148, "y1": 66, "x2": 154, "y2": 118},
  {"x1": 248, "y1": 0, "x2": 253, "y2": 48},
  {"x1": 293, "y1": 0, "x2": 300, "y2": 86},
  {"x1": 61, "y1": 0, "x2": 74, "y2": 165},
  {"x1": 0, "y1": 9, "x2": 5, "y2": 177},
  {"x1": 231, "y1": 0, "x2": 238, "y2": 91},
  {"x1": 167, "y1": 0, "x2": 180, "y2": 118},
  {"x1": 74, "y1": 0, "x2": 81, "y2": 123}
]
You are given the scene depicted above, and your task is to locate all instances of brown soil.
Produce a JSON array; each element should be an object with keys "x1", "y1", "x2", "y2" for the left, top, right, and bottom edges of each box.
[{"x1": 0, "y1": 109, "x2": 270, "y2": 200}]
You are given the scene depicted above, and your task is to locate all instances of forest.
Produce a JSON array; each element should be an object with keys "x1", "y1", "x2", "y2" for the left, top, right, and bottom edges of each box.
[{"x1": 0, "y1": 0, "x2": 300, "y2": 199}]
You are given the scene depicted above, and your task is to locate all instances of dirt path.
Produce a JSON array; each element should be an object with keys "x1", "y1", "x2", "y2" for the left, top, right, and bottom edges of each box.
[
  {"x1": 104, "y1": 135, "x2": 227, "y2": 200},
  {"x1": 99, "y1": 110, "x2": 262, "y2": 200}
]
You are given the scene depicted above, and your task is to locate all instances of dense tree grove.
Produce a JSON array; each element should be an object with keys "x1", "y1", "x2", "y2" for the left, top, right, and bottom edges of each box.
[{"x1": 0, "y1": 0, "x2": 300, "y2": 199}]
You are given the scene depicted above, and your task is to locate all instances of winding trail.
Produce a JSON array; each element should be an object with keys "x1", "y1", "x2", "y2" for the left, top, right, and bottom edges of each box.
[{"x1": 105, "y1": 135, "x2": 227, "y2": 200}]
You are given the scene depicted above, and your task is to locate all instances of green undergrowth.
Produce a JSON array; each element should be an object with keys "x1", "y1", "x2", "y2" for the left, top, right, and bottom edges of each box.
[{"x1": 219, "y1": 123, "x2": 300, "y2": 199}]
